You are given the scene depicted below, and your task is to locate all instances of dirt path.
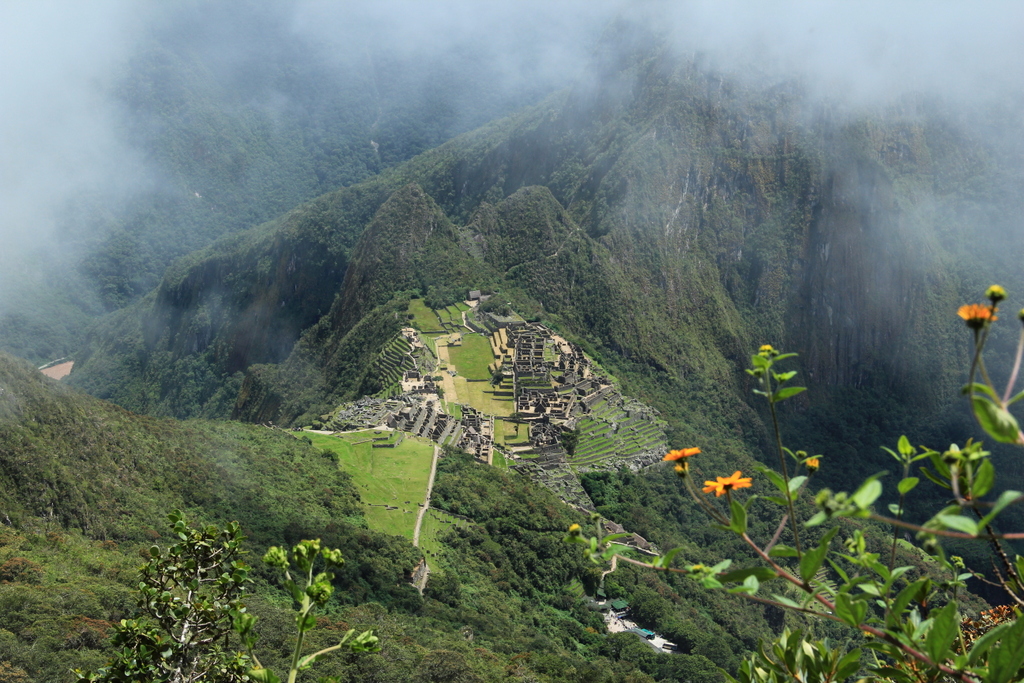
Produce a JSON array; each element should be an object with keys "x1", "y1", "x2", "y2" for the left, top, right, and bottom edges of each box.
[
  {"x1": 412, "y1": 444, "x2": 440, "y2": 547},
  {"x1": 410, "y1": 444, "x2": 441, "y2": 593}
]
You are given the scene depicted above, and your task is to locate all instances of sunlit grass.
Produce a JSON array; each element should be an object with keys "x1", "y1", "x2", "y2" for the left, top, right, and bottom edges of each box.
[
  {"x1": 407, "y1": 299, "x2": 443, "y2": 332},
  {"x1": 447, "y1": 333, "x2": 494, "y2": 380},
  {"x1": 307, "y1": 431, "x2": 434, "y2": 539}
]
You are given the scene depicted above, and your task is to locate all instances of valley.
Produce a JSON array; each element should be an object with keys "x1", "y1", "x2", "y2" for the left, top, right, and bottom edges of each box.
[{"x1": 4, "y1": 4, "x2": 1024, "y2": 681}]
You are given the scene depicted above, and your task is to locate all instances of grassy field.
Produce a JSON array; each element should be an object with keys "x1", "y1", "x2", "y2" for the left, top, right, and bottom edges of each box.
[
  {"x1": 442, "y1": 400, "x2": 463, "y2": 419},
  {"x1": 453, "y1": 376, "x2": 515, "y2": 416},
  {"x1": 447, "y1": 333, "x2": 494, "y2": 380},
  {"x1": 307, "y1": 431, "x2": 434, "y2": 539},
  {"x1": 492, "y1": 450, "x2": 510, "y2": 470},
  {"x1": 407, "y1": 299, "x2": 443, "y2": 332},
  {"x1": 493, "y1": 418, "x2": 527, "y2": 445}
]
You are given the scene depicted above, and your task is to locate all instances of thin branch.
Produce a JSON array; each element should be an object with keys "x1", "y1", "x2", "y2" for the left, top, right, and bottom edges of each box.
[
  {"x1": 764, "y1": 514, "x2": 789, "y2": 554},
  {"x1": 869, "y1": 513, "x2": 1024, "y2": 540},
  {"x1": 1002, "y1": 327, "x2": 1024, "y2": 404}
]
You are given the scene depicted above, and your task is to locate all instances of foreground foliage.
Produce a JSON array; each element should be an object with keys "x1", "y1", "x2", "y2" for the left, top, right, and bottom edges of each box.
[{"x1": 570, "y1": 287, "x2": 1024, "y2": 682}]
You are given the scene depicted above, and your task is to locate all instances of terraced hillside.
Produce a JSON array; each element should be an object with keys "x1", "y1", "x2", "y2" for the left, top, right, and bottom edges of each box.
[{"x1": 569, "y1": 396, "x2": 668, "y2": 468}]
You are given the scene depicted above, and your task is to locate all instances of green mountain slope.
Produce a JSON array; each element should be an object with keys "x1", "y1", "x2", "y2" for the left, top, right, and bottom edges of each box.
[
  {"x1": 69, "y1": 27, "x2": 1024, "y2": 501},
  {"x1": 1, "y1": 351, "x2": 777, "y2": 682}
]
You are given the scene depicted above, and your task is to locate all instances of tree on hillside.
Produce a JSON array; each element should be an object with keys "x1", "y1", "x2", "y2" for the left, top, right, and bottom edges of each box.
[{"x1": 77, "y1": 512, "x2": 378, "y2": 683}]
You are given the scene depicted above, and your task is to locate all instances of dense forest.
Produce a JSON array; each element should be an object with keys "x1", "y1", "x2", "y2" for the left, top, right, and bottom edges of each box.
[{"x1": 4, "y1": 2, "x2": 1024, "y2": 681}]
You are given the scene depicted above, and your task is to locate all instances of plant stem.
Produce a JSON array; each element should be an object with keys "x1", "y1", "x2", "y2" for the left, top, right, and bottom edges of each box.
[
  {"x1": 888, "y1": 462, "x2": 909, "y2": 574},
  {"x1": 1003, "y1": 327, "x2": 1024, "y2": 404},
  {"x1": 768, "y1": 395, "x2": 802, "y2": 558}
]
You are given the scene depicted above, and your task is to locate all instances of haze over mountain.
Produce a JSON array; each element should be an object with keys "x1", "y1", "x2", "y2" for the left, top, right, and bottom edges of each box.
[{"x1": 4, "y1": 3, "x2": 1024, "y2": 681}]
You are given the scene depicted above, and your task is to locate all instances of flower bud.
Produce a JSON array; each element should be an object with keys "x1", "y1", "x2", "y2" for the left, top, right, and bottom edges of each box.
[
  {"x1": 263, "y1": 546, "x2": 289, "y2": 569},
  {"x1": 987, "y1": 284, "x2": 1007, "y2": 303}
]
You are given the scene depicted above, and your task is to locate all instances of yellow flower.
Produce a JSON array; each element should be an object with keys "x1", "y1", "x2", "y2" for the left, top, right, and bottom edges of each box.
[
  {"x1": 958, "y1": 304, "x2": 997, "y2": 329},
  {"x1": 986, "y1": 285, "x2": 1007, "y2": 303},
  {"x1": 758, "y1": 344, "x2": 778, "y2": 358},
  {"x1": 805, "y1": 457, "x2": 820, "y2": 473},
  {"x1": 568, "y1": 523, "x2": 581, "y2": 534},
  {"x1": 664, "y1": 447, "x2": 701, "y2": 461},
  {"x1": 702, "y1": 471, "x2": 753, "y2": 497}
]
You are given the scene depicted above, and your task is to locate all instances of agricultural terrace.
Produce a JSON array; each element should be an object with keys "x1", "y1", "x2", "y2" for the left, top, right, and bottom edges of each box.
[
  {"x1": 307, "y1": 431, "x2": 434, "y2": 539},
  {"x1": 406, "y1": 299, "x2": 443, "y2": 333}
]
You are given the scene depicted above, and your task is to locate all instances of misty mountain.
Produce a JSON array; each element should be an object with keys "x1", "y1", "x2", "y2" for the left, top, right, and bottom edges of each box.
[
  {"x1": 0, "y1": 1, "x2": 598, "y2": 365},
  {"x1": 68, "y1": 26, "x2": 1024, "y2": 493}
]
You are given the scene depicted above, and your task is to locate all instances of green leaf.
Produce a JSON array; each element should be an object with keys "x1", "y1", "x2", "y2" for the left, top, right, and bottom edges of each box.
[
  {"x1": 925, "y1": 601, "x2": 958, "y2": 664},
  {"x1": 729, "y1": 498, "x2": 747, "y2": 534},
  {"x1": 968, "y1": 620, "x2": 1017, "y2": 665},
  {"x1": 804, "y1": 511, "x2": 829, "y2": 527},
  {"x1": 709, "y1": 559, "x2": 733, "y2": 574},
  {"x1": 972, "y1": 395, "x2": 1022, "y2": 443},
  {"x1": 601, "y1": 544, "x2": 627, "y2": 560},
  {"x1": 919, "y1": 466, "x2": 951, "y2": 490},
  {"x1": 773, "y1": 386, "x2": 806, "y2": 402},
  {"x1": 799, "y1": 527, "x2": 838, "y2": 583},
  {"x1": 963, "y1": 381, "x2": 1002, "y2": 402},
  {"x1": 248, "y1": 669, "x2": 282, "y2": 683},
  {"x1": 773, "y1": 370, "x2": 797, "y2": 382},
  {"x1": 984, "y1": 608, "x2": 1024, "y2": 683},
  {"x1": 774, "y1": 353, "x2": 798, "y2": 362},
  {"x1": 936, "y1": 514, "x2": 979, "y2": 536},
  {"x1": 770, "y1": 594, "x2": 802, "y2": 608},
  {"x1": 788, "y1": 476, "x2": 807, "y2": 494},
  {"x1": 836, "y1": 649, "x2": 863, "y2": 680},
  {"x1": 1007, "y1": 389, "x2": 1024, "y2": 406},
  {"x1": 826, "y1": 557, "x2": 850, "y2": 584},
  {"x1": 768, "y1": 544, "x2": 798, "y2": 558},
  {"x1": 871, "y1": 667, "x2": 915, "y2": 683},
  {"x1": 897, "y1": 435, "x2": 914, "y2": 458},
  {"x1": 728, "y1": 574, "x2": 760, "y2": 595},
  {"x1": 973, "y1": 459, "x2": 995, "y2": 498},
  {"x1": 651, "y1": 547, "x2": 685, "y2": 569},
  {"x1": 297, "y1": 610, "x2": 317, "y2": 632},
  {"x1": 600, "y1": 533, "x2": 631, "y2": 544},
  {"x1": 897, "y1": 477, "x2": 919, "y2": 495},
  {"x1": 834, "y1": 592, "x2": 867, "y2": 627},
  {"x1": 852, "y1": 477, "x2": 883, "y2": 509},
  {"x1": 979, "y1": 490, "x2": 1024, "y2": 528},
  {"x1": 758, "y1": 467, "x2": 788, "y2": 496}
]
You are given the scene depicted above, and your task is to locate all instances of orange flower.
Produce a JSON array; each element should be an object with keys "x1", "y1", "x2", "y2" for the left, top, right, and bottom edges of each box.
[
  {"x1": 805, "y1": 457, "x2": 820, "y2": 473},
  {"x1": 958, "y1": 304, "x2": 997, "y2": 329},
  {"x1": 664, "y1": 447, "x2": 701, "y2": 461},
  {"x1": 703, "y1": 471, "x2": 753, "y2": 497}
]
